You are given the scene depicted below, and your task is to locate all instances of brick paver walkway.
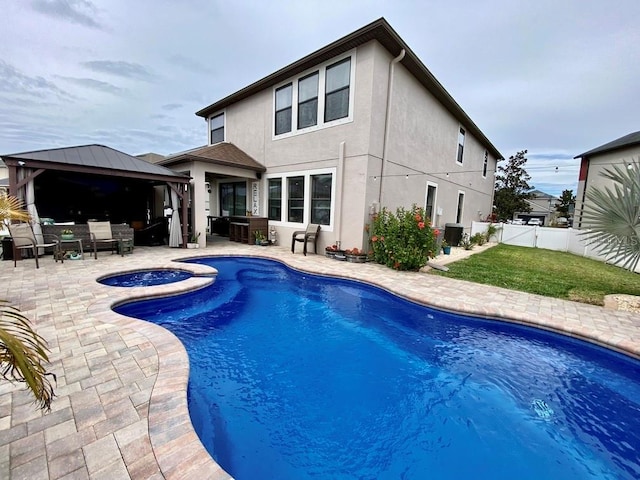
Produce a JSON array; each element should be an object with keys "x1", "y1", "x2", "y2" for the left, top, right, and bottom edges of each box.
[{"x1": 1, "y1": 241, "x2": 638, "y2": 479}]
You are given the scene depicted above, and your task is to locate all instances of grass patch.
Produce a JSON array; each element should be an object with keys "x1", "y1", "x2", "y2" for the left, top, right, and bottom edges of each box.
[{"x1": 431, "y1": 244, "x2": 640, "y2": 305}]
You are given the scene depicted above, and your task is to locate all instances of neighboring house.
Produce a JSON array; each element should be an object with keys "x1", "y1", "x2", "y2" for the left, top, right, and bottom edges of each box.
[
  {"x1": 0, "y1": 159, "x2": 7, "y2": 194},
  {"x1": 574, "y1": 130, "x2": 640, "y2": 228},
  {"x1": 169, "y1": 18, "x2": 502, "y2": 250},
  {"x1": 514, "y1": 189, "x2": 559, "y2": 226}
]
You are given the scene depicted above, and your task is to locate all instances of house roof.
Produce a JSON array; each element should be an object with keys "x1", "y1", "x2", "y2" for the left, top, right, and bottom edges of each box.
[
  {"x1": 1, "y1": 144, "x2": 190, "y2": 183},
  {"x1": 575, "y1": 130, "x2": 640, "y2": 158},
  {"x1": 159, "y1": 142, "x2": 266, "y2": 172},
  {"x1": 195, "y1": 17, "x2": 502, "y2": 161}
]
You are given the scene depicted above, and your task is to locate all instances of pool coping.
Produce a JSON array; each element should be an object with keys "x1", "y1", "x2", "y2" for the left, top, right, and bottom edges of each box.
[{"x1": 83, "y1": 249, "x2": 640, "y2": 479}]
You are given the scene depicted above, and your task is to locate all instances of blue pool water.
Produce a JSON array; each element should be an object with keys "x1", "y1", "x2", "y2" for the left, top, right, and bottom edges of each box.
[
  {"x1": 98, "y1": 269, "x2": 192, "y2": 287},
  {"x1": 116, "y1": 257, "x2": 640, "y2": 480}
]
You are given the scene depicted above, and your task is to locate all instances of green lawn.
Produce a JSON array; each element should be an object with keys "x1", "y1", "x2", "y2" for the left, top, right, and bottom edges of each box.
[{"x1": 431, "y1": 244, "x2": 640, "y2": 305}]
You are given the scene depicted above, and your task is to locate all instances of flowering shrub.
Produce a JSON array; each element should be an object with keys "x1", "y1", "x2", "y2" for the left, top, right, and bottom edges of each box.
[{"x1": 370, "y1": 205, "x2": 438, "y2": 271}]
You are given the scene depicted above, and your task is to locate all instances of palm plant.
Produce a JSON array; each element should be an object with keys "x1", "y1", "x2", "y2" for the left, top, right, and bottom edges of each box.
[
  {"x1": 579, "y1": 161, "x2": 640, "y2": 272},
  {"x1": 0, "y1": 192, "x2": 55, "y2": 410}
]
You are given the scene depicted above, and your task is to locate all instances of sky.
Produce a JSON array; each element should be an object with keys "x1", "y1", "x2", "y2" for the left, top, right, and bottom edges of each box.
[{"x1": 1, "y1": 0, "x2": 639, "y2": 197}]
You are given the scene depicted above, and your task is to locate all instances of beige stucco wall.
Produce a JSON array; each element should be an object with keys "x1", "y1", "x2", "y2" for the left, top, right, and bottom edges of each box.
[
  {"x1": 376, "y1": 45, "x2": 497, "y2": 230},
  {"x1": 575, "y1": 145, "x2": 640, "y2": 227}
]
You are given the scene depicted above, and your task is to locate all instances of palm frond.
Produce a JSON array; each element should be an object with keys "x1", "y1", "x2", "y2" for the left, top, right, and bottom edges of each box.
[
  {"x1": 580, "y1": 161, "x2": 640, "y2": 272},
  {"x1": 0, "y1": 192, "x2": 31, "y2": 225},
  {"x1": 0, "y1": 301, "x2": 55, "y2": 411}
]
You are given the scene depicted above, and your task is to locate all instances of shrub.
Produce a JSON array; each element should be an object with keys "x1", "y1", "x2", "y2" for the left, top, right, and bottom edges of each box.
[
  {"x1": 370, "y1": 205, "x2": 438, "y2": 271},
  {"x1": 470, "y1": 233, "x2": 486, "y2": 246},
  {"x1": 460, "y1": 233, "x2": 474, "y2": 250}
]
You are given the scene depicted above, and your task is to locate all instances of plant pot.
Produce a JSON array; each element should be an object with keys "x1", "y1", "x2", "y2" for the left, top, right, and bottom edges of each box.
[
  {"x1": 442, "y1": 246, "x2": 451, "y2": 255},
  {"x1": 187, "y1": 243, "x2": 199, "y2": 249},
  {"x1": 61, "y1": 234, "x2": 74, "y2": 240},
  {"x1": 325, "y1": 250, "x2": 336, "y2": 258},
  {"x1": 260, "y1": 240, "x2": 269, "y2": 246},
  {"x1": 345, "y1": 254, "x2": 368, "y2": 263}
]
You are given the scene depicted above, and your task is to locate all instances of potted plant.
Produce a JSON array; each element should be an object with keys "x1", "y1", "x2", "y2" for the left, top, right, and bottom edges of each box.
[
  {"x1": 344, "y1": 247, "x2": 369, "y2": 263},
  {"x1": 441, "y1": 239, "x2": 451, "y2": 255},
  {"x1": 325, "y1": 244, "x2": 339, "y2": 259},
  {"x1": 60, "y1": 229, "x2": 74, "y2": 240},
  {"x1": 187, "y1": 231, "x2": 200, "y2": 249},
  {"x1": 254, "y1": 230, "x2": 268, "y2": 245}
]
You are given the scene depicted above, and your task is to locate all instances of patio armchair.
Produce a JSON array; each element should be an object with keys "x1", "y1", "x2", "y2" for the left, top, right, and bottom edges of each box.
[
  {"x1": 291, "y1": 224, "x2": 321, "y2": 256},
  {"x1": 7, "y1": 222, "x2": 60, "y2": 268},
  {"x1": 87, "y1": 221, "x2": 121, "y2": 259}
]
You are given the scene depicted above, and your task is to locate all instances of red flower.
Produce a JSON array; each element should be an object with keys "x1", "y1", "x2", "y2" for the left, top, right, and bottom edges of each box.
[
  {"x1": 433, "y1": 228, "x2": 440, "y2": 236},
  {"x1": 415, "y1": 213, "x2": 422, "y2": 222},
  {"x1": 371, "y1": 235, "x2": 378, "y2": 242},
  {"x1": 418, "y1": 222, "x2": 425, "y2": 230}
]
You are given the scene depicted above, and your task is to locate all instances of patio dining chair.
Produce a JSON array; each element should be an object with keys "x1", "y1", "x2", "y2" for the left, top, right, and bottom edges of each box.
[
  {"x1": 87, "y1": 221, "x2": 120, "y2": 259},
  {"x1": 291, "y1": 224, "x2": 321, "y2": 256},
  {"x1": 7, "y1": 222, "x2": 60, "y2": 268}
]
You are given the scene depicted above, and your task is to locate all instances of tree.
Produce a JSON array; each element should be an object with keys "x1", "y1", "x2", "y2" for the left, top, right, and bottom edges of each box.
[
  {"x1": 555, "y1": 189, "x2": 576, "y2": 217},
  {"x1": 494, "y1": 150, "x2": 534, "y2": 221},
  {"x1": 0, "y1": 192, "x2": 55, "y2": 410},
  {"x1": 580, "y1": 161, "x2": 640, "y2": 272}
]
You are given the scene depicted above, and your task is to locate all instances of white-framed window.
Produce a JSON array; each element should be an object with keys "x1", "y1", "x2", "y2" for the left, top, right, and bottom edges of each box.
[
  {"x1": 275, "y1": 84, "x2": 293, "y2": 135},
  {"x1": 456, "y1": 127, "x2": 465, "y2": 164},
  {"x1": 298, "y1": 72, "x2": 319, "y2": 129},
  {"x1": 272, "y1": 51, "x2": 355, "y2": 139},
  {"x1": 424, "y1": 182, "x2": 438, "y2": 223},
  {"x1": 210, "y1": 112, "x2": 225, "y2": 144},
  {"x1": 456, "y1": 191, "x2": 465, "y2": 223},
  {"x1": 482, "y1": 150, "x2": 488, "y2": 178},
  {"x1": 265, "y1": 167, "x2": 336, "y2": 228}
]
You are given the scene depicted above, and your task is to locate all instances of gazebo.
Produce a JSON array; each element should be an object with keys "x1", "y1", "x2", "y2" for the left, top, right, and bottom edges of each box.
[{"x1": 1, "y1": 144, "x2": 191, "y2": 247}]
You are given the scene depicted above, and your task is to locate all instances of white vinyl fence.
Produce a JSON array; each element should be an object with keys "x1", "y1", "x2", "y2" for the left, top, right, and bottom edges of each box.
[{"x1": 470, "y1": 222, "x2": 640, "y2": 273}]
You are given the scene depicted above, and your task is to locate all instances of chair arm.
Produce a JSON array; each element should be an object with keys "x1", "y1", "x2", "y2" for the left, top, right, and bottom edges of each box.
[{"x1": 292, "y1": 230, "x2": 306, "y2": 237}]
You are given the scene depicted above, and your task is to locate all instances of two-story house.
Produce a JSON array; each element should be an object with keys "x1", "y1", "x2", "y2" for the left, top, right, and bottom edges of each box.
[
  {"x1": 161, "y1": 18, "x2": 502, "y2": 250},
  {"x1": 575, "y1": 130, "x2": 640, "y2": 228}
]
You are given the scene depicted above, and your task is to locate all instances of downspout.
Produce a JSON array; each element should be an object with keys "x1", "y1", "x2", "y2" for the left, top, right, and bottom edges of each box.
[
  {"x1": 377, "y1": 48, "x2": 405, "y2": 207},
  {"x1": 335, "y1": 141, "x2": 346, "y2": 248}
]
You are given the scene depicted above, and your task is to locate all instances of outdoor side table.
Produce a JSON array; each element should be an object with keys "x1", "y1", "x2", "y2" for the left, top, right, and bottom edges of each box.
[
  {"x1": 118, "y1": 238, "x2": 134, "y2": 256},
  {"x1": 59, "y1": 238, "x2": 84, "y2": 260}
]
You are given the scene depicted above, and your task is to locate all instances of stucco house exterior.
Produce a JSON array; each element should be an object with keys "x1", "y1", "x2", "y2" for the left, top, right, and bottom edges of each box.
[
  {"x1": 574, "y1": 130, "x2": 640, "y2": 228},
  {"x1": 169, "y1": 18, "x2": 502, "y2": 250}
]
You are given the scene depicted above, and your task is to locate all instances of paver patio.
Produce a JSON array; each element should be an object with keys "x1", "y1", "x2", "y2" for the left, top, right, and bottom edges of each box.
[{"x1": 1, "y1": 240, "x2": 639, "y2": 479}]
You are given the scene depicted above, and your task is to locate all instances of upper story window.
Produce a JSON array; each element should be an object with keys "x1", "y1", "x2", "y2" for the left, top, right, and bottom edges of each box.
[
  {"x1": 273, "y1": 52, "x2": 354, "y2": 138},
  {"x1": 210, "y1": 113, "x2": 224, "y2": 144},
  {"x1": 298, "y1": 72, "x2": 319, "y2": 129},
  {"x1": 324, "y1": 58, "x2": 350, "y2": 122},
  {"x1": 482, "y1": 150, "x2": 488, "y2": 178},
  {"x1": 275, "y1": 84, "x2": 293, "y2": 135},
  {"x1": 456, "y1": 127, "x2": 465, "y2": 164}
]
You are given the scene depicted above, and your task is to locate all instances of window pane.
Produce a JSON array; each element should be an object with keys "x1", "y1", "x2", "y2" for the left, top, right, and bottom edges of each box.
[
  {"x1": 326, "y1": 59, "x2": 350, "y2": 92},
  {"x1": 299, "y1": 72, "x2": 318, "y2": 102},
  {"x1": 456, "y1": 193, "x2": 464, "y2": 223},
  {"x1": 298, "y1": 99, "x2": 318, "y2": 129},
  {"x1": 275, "y1": 84, "x2": 292, "y2": 135},
  {"x1": 325, "y1": 88, "x2": 349, "y2": 122},
  {"x1": 457, "y1": 128, "x2": 465, "y2": 163},
  {"x1": 288, "y1": 176, "x2": 305, "y2": 223},
  {"x1": 211, "y1": 113, "x2": 224, "y2": 144},
  {"x1": 276, "y1": 84, "x2": 292, "y2": 109},
  {"x1": 311, "y1": 174, "x2": 332, "y2": 225},
  {"x1": 211, "y1": 127, "x2": 224, "y2": 144},
  {"x1": 425, "y1": 185, "x2": 436, "y2": 221},
  {"x1": 275, "y1": 108, "x2": 292, "y2": 135},
  {"x1": 268, "y1": 178, "x2": 282, "y2": 221},
  {"x1": 220, "y1": 182, "x2": 246, "y2": 216},
  {"x1": 483, "y1": 151, "x2": 488, "y2": 177},
  {"x1": 211, "y1": 114, "x2": 224, "y2": 129}
]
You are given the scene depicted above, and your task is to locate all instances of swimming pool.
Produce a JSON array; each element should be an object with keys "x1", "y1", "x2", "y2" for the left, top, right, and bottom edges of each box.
[
  {"x1": 98, "y1": 269, "x2": 192, "y2": 287},
  {"x1": 116, "y1": 257, "x2": 640, "y2": 480}
]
